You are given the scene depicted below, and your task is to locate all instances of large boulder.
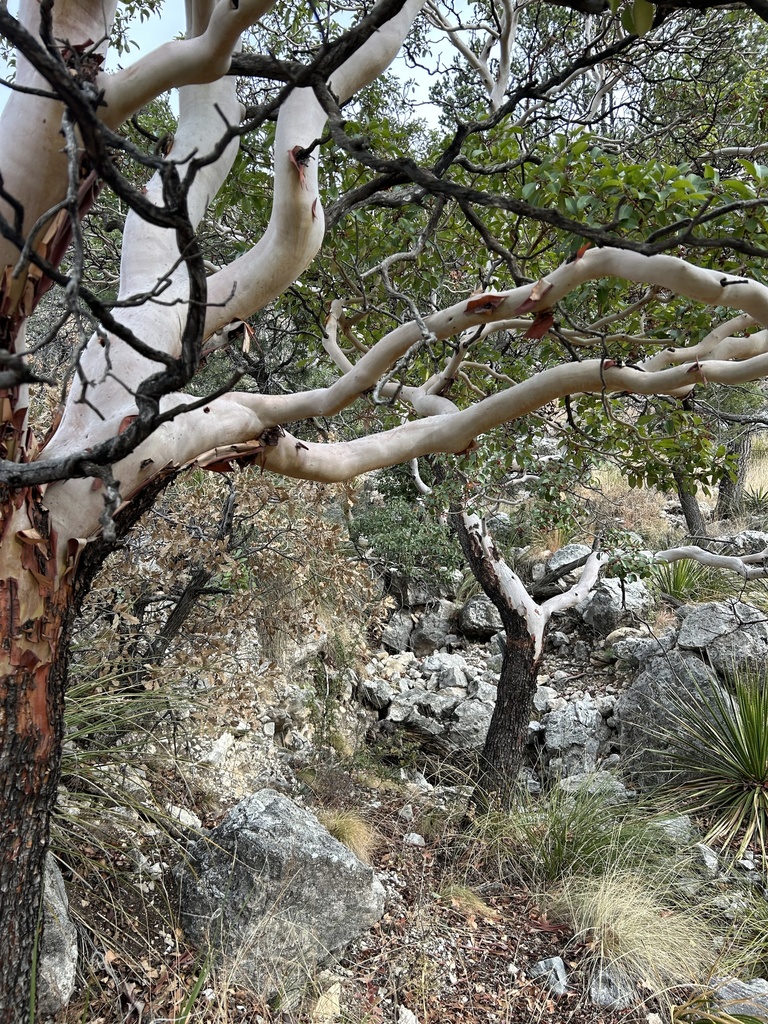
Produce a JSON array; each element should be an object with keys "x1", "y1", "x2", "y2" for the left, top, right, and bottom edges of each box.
[
  {"x1": 37, "y1": 854, "x2": 78, "y2": 1016},
  {"x1": 381, "y1": 609, "x2": 414, "y2": 653},
  {"x1": 578, "y1": 578, "x2": 652, "y2": 636},
  {"x1": 543, "y1": 695, "x2": 612, "y2": 777},
  {"x1": 410, "y1": 599, "x2": 459, "y2": 655},
  {"x1": 458, "y1": 594, "x2": 503, "y2": 641},
  {"x1": 174, "y1": 790, "x2": 384, "y2": 1004},
  {"x1": 615, "y1": 651, "x2": 726, "y2": 788},
  {"x1": 676, "y1": 601, "x2": 768, "y2": 680}
]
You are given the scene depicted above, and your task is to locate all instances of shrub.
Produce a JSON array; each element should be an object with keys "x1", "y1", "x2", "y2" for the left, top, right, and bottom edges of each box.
[
  {"x1": 652, "y1": 559, "x2": 734, "y2": 604},
  {"x1": 546, "y1": 865, "x2": 716, "y2": 999},
  {"x1": 664, "y1": 672, "x2": 768, "y2": 861},
  {"x1": 464, "y1": 781, "x2": 667, "y2": 888}
]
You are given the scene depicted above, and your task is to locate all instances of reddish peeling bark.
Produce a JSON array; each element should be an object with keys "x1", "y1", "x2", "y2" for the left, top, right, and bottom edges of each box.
[{"x1": 0, "y1": 487, "x2": 72, "y2": 1023}]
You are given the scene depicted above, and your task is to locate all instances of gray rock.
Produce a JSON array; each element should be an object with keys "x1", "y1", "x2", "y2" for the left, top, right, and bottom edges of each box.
[
  {"x1": 37, "y1": 854, "x2": 78, "y2": 1016},
  {"x1": 578, "y1": 578, "x2": 652, "y2": 636},
  {"x1": 610, "y1": 630, "x2": 676, "y2": 668},
  {"x1": 543, "y1": 696, "x2": 612, "y2": 776},
  {"x1": 174, "y1": 790, "x2": 384, "y2": 1004},
  {"x1": 534, "y1": 685, "x2": 560, "y2": 713},
  {"x1": 421, "y1": 652, "x2": 469, "y2": 690},
  {"x1": 411, "y1": 600, "x2": 460, "y2": 656},
  {"x1": 557, "y1": 771, "x2": 629, "y2": 805},
  {"x1": 529, "y1": 956, "x2": 568, "y2": 996},
  {"x1": 403, "y1": 832, "x2": 426, "y2": 847},
  {"x1": 358, "y1": 677, "x2": 394, "y2": 710},
  {"x1": 450, "y1": 698, "x2": 494, "y2": 751},
  {"x1": 712, "y1": 977, "x2": 768, "y2": 1017},
  {"x1": 615, "y1": 651, "x2": 726, "y2": 788},
  {"x1": 387, "y1": 571, "x2": 433, "y2": 607},
  {"x1": 655, "y1": 815, "x2": 694, "y2": 846},
  {"x1": 713, "y1": 531, "x2": 768, "y2": 557},
  {"x1": 458, "y1": 594, "x2": 503, "y2": 641},
  {"x1": 589, "y1": 966, "x2": 636, "y2": 1009},
  {"x1": 381, "y1": 610, "x2": 414, "y2": 653},
  {"x1": 549, "y1": 630, "x2": 570, "y2": 650},
  {"x1": 676, "y1": 601, "x2": 768, "y2": 680},
  {"x1": 693, "y1": 842, "x2": 720, "y2": 878},
  {"x1": 546, "y1": 544, "x2": 592, "y2": 581},
  {"x1": 384, "y1": 683, "x2": 493, "y2": 754}
]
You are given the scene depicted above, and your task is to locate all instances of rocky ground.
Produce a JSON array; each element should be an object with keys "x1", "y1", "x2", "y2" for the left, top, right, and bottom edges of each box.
[{"x1": 51, "y1": 537, "x2": 768, "y2": 1024}]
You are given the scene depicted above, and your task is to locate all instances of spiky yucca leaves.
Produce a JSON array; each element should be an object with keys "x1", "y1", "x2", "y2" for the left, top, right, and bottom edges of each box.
[
  {"x1": 672, "y1": 988, "x2": 767, "y2": 1024},
  {"x1": 665, "y1": 673, "x2": 768, "y2": 861},
  {"x1": 652, "y1": 559, "x2": 733, "y2": 604}
]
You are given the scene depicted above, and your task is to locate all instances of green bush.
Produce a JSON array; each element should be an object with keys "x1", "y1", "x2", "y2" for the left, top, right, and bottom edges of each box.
[
  {"x1": 665, "y1": 671, "x2": 768, "y2": 861},
  {"x1": 652, "y1": 559, "x2": 734, "y2": 603},
  {"x1": 350, "y1": 494, "x2": 461, "y2": 579}
]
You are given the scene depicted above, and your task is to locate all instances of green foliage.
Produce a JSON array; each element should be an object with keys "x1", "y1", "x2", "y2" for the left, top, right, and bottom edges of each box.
[
  {"x1": 665, "y1": 671, "x2": 768, "y2": 860},
  {"x1": 464, "y1": 782, "x2": 666, "y2": 888},
  {"x1": 350, "y1": 494, "x2": 461, "y2": 579},
  {"x1": 652, "y1": 560, "x2": 735, "y2": 603},
  {"x1": 741, "y1": 486, "x2": 768, "y2": 517}
]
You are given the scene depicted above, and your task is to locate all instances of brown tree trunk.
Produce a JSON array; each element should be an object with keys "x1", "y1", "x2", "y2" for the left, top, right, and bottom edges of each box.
[
  {"x1": 473, "y1": 613, "x2": 541, "y2": 810},
  {"x1": 715, "y1": 431, "x2": 753, "y2": 521},
  {"x1": 454, "y1": 512, "x2": 542, "y2": 811},
  {"x1": 672, "y1": 467, "x2": 708, "y2": 539},
  {"x1": 0, "y1": 473, "x2": 172, "y2": 1022},
  {"x1": 0, "y1": 494, "x2": 73, "y2": 1023}
]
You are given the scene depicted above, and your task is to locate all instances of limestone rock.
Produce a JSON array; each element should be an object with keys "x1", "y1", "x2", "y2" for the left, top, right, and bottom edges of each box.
[
  {"x1": 37, "y1": 854, "x2": 78, "y2": 1016},
  {"x1": 458, "y1": 594, "x2": 503, "y2": 641},
  {"x1": 676, "y1": 600, "x2": 768, "y2": 680},
  {"x1": 712, "y1": 977, "x2": 768, "y2": 1018},
  {"x1": 577, "y1": 578, "x2": 652, "y2": 636},
  {"x1": 174, "y1": 789, "x2": 384, "y2": 1005},
  {"x1": 615, "y1": 651, "x2": 725, "y2": 788},
  {"x1": 410, "y1": 600, "x2": 460, "y2": 656},
  {"x1": 381, "y1": 610, "x2": 414, "y2": 653},
  {"x1": 543, "y1": 695, "x2": 612, "y2": 777}
]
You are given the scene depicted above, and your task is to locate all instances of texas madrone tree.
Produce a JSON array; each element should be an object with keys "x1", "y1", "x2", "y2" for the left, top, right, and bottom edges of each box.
[{"x1": 5, "y1": 0, "x2": 768, "y2": 1015}]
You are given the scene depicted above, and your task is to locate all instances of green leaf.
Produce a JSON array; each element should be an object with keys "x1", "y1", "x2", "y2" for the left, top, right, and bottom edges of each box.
[
  {"x1": 620, "y1": 5, "x2": 636, "y2": 33},
  {"x1": 633, "y1": 0, "x2": 654, "y2": 35}
]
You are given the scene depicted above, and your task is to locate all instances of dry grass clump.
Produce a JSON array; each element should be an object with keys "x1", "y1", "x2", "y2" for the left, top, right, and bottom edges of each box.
[
  {"x1": 437, "y1": 882, "x2": 498, "y2": 920},
  {"x1": 590, "y1": 465, "x2": 670, "y2": 542},
  {"x1": 316, "y1": 808, "x2": 377, "y2": 863},
  {"x1": 544, "y1": 866, "x2": 716, "y2": 999}
]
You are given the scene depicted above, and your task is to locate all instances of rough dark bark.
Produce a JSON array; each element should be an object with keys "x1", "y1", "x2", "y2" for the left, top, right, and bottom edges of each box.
[
  {"x1": 715, "y1": 431, "x2": 752, "y2": 521},
  {"x1": 474, "y1": 613, "x2": 541, "y2": 809},
  {"x1": 672, "y1": 467, "x2": 708, "y2": 539},
  {"x1": 454, "y1": 513, "x2": 543, "y2": 811}
]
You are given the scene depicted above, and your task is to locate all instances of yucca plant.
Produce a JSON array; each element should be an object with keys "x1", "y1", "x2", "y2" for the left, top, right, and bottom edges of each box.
[
  {"x1": 673, "y1": 989, "x2": 768, "y2": 1024},
  {"x1": 741, "y1": 485, "x2": 768, "y2": 518},
  {"x1": 652, "y1": 560, "x2": 733, "y2": 604},
  {"x1": 664, "y1": 672, "x2": 768, "y2": 861}
]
